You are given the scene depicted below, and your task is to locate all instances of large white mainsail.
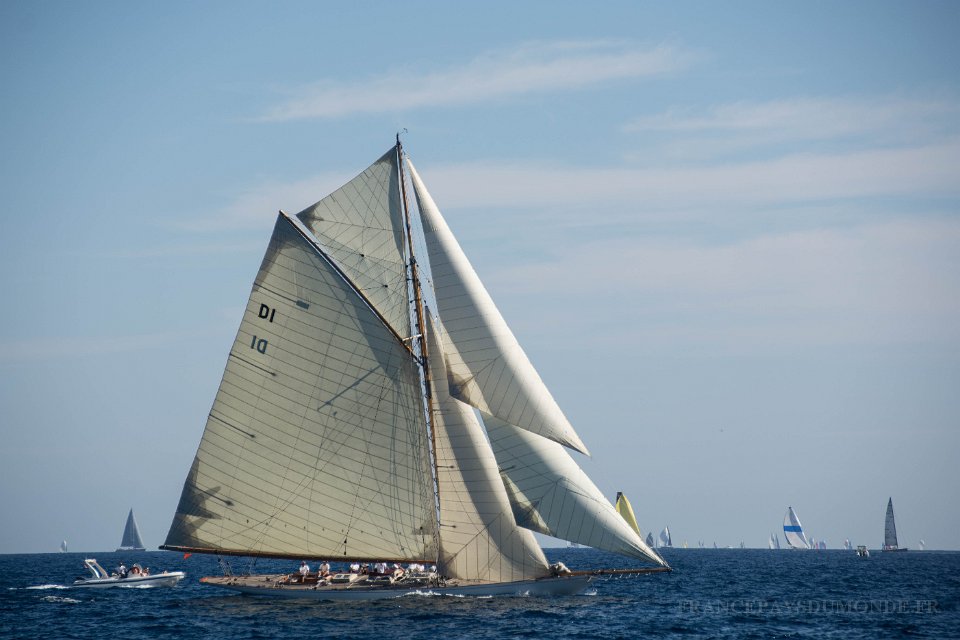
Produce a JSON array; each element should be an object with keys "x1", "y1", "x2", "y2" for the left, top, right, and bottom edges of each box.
[
  {"x1": 484, "y1": 415, "x2": 664, "y2": 566},
  {"x1": 426, "y1": 313, "x2": 551, "y2": 582},
  {"x1": 407, "y1": 160, "x2": 589, "y2": 456},
  {"x1": 163, "y1": 213, "x2": 437, "y2": 561},
  {"x1": 783, "y1": 507, "x2": 810, "y2": 549}
]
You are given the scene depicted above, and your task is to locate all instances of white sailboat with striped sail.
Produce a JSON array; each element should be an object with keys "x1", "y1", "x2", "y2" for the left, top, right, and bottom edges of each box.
[
  {"x1": 783, "y1": 507, "x2": 809, "y2": 549},
  {"x1": 160, "y1": 140, "x2": 666, "y2": 599}
]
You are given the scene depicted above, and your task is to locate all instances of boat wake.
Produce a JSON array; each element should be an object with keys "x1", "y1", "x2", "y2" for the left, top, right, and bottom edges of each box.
[
  {"x1": 40, "y1": 595, "x2": 82, "y2": 604},
  {"x1": 25, "y1": 584, "x2": 70, "y2": 590}
]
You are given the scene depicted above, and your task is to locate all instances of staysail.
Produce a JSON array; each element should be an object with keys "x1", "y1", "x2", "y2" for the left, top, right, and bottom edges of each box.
[
  {"x1": 407, "y1": 160, "x2": 589, "y2": 455},
  {"x1": 426, "y1": 313, "x2": 550, "y2": 582},
  {"x1": 783, "y1": 507, "x2": 809, "y2": 549},
  {"x1": 118, "y1": 508, "x2": 146, "y2": 551},
  {"x1": 163, "y1": 213, "x2": 437, "y2": 561},
  {"x1": 484, "y1": 415, "x2": 663, "y2": 565}
]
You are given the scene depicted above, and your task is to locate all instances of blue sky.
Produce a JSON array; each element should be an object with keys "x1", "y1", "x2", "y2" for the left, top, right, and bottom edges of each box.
[{"x1": 1, "y1": 1, "x2": 958, "y2": 554}]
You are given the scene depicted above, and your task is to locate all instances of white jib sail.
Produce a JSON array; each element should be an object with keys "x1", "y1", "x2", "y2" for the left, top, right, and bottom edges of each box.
[
  {"x1": 783, "y1": 507, "x2": 810, "y2": 549},
  {"x1": 484, "y1": 415, "x2": 664, "y2": 566},
  {"x1": 426, "y1": 314, "x2": 550, "y2": 583},
  {"x1": 296, "y1": 148, "x2": 412, "y2": 340},
  {"x1": 407, "y1": 159, "x2": 589, "y2": 456},
  {"x1": 164, "y1": 214, "x2": 437, "y2": 561}
]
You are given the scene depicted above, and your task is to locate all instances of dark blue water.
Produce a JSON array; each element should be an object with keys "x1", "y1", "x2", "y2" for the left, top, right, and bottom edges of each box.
[{"x1": 2, "y1": 548, "x2": 957, "y2": 639}]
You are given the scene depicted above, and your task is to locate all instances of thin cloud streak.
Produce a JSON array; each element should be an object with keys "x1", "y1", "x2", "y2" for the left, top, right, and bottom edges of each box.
[
  {"x1": 623, "y1": 95, "x2": 960, "y2": 158},
  {"x1": 200, "y1": 138, "x2": 960, "y2": 232},
  {"x1": 258, "y1": 41, "x2": 692, "y2": 121},
  {"x1": 487, "y1": 219, "x2": 960, "y2": 352}
]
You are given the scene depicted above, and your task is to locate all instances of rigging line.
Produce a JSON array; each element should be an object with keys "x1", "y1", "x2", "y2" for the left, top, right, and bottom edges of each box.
[{"x1": 397, "y1": 140, "x2": 442, "y2": 547}]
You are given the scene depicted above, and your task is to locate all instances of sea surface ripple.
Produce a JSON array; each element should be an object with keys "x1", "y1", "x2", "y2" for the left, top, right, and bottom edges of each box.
[{"x1": 1, "y1": 548, "x2": 957, "y2": 639}]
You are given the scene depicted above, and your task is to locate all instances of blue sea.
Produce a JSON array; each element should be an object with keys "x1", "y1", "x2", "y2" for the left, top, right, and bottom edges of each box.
[{"x1": 2, "y1": 548, "x2": 957, "y2": 639}]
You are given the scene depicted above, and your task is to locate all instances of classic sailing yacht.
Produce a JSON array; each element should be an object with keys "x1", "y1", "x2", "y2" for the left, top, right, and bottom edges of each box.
[
  {"x1": 882, "y1": 497, "x2": 907, "y2": 552},
  {"x1": 783, "y1": 507, "x2": 809, "y2": 549},
  {"x1": 117, "y1": 508, "x2": 146, "y2": 552},
  {"x1": 160, "y1": 140, "x2": 666, "y2": 599}
]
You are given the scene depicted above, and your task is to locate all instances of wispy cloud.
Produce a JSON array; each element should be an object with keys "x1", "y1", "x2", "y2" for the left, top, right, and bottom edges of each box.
[
  {"x1": 487, "y1": 219, "x2": 960, "y2": 352},
  {"x1": 198, "y1": 137, "x2": 960, "y2": 234},
  {"x1": 258, "y1": 40, "x2": 693, "y2": 121},
  {"x1": 623, "y1": 95, "x2": 960, "y2": 159}
]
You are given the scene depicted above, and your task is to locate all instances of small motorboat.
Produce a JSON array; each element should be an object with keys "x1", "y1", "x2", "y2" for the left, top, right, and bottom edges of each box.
[
  {"x1": 856, "y1": 545, "x2": 870, "y2": 558},
  {"x1": 72, "y1": 558, "x2": 185, "y2": 588}
]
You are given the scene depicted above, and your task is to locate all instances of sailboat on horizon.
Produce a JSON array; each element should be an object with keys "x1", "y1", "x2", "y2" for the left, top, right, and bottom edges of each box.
[
  {"x1": 783, "y1": 507, "x2": 810, "y2": 549},
  {"x1": 882, "y1": 497, "x2": 908, "y2": 552},
  {"x1": 159, "y1": 139, "x2": 667, "y2": 599},
  {"x1": 116, "y1": 508, "x2": 146, "y2": 552},
  {"x1": 659, "y1": 527, "x2": 673, "y2": 548}
]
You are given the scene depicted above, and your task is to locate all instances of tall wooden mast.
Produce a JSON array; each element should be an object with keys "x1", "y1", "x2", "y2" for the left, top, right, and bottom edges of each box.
[{"x1": 395, "y1": 136, "x2": 442, "y2": 547}]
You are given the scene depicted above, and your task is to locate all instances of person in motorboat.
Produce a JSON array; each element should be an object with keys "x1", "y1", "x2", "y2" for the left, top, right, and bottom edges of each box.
[{"x1": 115, "y1": 562, "x2": 128, "y2": 579}]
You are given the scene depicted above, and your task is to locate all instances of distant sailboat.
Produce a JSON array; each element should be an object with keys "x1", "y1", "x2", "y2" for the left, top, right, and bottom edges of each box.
[
  {"x1": 60, "y1": 540, "x2": 68, "y2": 553},
  {"x1": 918, "y1": 539, "x2": 926, "y2": 551},
  {"x1": 783, "y1": 507, "x2": 810, "y2": 549},
  {"x1": 646, "y1": 532, "x2": 655, "y2": 548},
  {"x1": 659, "y1": 527, "x2": 673, "y2": 548},
  {"x1": 844, "y1": 538, "x2": 852, "y2": 551},
  {"x1": 882, "y1": 497, "x2": 907, "y2": 552},
  {"x1": 116, "y1": 508, "x2": 146, "y2": 552}
]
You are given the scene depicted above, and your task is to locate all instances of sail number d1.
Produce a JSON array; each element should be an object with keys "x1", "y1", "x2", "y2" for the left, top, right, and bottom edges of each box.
[
  {"x1": 250, "y1": 303, "x2": 276, "y2": 354},
  {"x1": 258, "y1": 303, "x2": 277, "y2": 323}
]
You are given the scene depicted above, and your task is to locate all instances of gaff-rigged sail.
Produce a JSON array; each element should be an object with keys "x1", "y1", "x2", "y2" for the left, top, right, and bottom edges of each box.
[
  {"x1": 426, "y1": 313, "x2": 550, "y2": 582},
  {"x1": 407, "y1": 160, "x2": 589, "y2": 456},
  {"x1": 163, "y1": 213, "x2": 437, "y2": 561},
  {"x1": 485, "y1": 415, "x2": 664, "y2": 566},
  {"x1": 296, "y1": 149, "x2": 412, "y2": 340},
  {"x1": 783, "y1": 507, "x2": 809, "y2": 549}
]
